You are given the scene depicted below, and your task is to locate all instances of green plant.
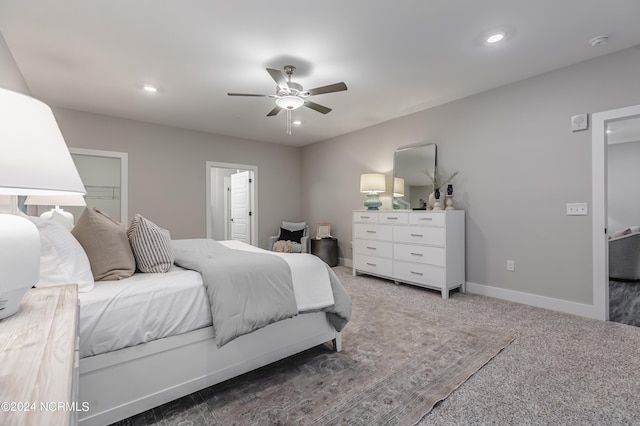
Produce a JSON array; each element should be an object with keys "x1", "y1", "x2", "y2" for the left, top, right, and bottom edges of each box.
[{"x1": 428, "y1": 166, "x2": 459, "y2": 190}]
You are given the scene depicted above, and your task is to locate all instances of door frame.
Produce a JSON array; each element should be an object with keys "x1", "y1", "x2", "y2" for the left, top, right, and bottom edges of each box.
[
  {"x1": 69, "y1": 147, "x2": 128, "y2": 223},
  {"x1": 206, "y1": 161, "x2": 258, "y2": 246},
  {"x1": 591, "y1": 104, "x2": 640, "y2": 321}
]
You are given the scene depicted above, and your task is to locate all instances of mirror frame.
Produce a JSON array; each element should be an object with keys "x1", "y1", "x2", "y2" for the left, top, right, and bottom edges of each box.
[{"x1": 392, "y1": 143, "x2": 437, "y2": 210}]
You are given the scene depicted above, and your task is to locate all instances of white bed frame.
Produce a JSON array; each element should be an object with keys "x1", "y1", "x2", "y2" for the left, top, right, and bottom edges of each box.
[{"x1": 78, "y1": 311, "x2": 341, "y2": 425}]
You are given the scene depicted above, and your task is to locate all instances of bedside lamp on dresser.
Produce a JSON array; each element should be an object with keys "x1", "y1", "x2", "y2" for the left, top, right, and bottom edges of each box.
[
  {"x1": 360, "y1": 173, "x2": 386, "y2": 210},
  {"x1": 0, "y1": 87, "x2": 86, "y2": 320}
]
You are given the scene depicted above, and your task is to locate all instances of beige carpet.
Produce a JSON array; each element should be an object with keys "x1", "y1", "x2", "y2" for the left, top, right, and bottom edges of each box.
[{"x1": 113, "y1": 268, "x2": 512, "y2": 425}]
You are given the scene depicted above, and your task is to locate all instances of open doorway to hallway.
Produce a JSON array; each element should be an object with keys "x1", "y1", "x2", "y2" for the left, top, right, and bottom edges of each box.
[{"x1": 206, "y1": 161, "x2": 257, "y2": 246}]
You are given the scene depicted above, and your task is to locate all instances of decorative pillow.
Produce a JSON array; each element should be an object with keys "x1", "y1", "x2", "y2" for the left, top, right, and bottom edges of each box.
[
  {"x1": 28, "y1": 216, "x2": 95, "y2": 292},
  {"x1": 127, "y1": 214, "x2": 174, "y2": 273},
  {"x1": 72, "y1": 208, "x2": 136, "y2": 281},
  {"x1": 278, "y1": 227, "x2": 304, "y2": 243}
]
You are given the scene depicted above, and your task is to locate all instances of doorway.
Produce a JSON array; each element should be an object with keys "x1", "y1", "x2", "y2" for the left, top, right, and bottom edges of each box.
[
  {"x1": 591, "y1": 104, "x2": 640, "y2": 321},
  {"x1": 206, "y1": 161, "x2": 257, "y2": 246}
]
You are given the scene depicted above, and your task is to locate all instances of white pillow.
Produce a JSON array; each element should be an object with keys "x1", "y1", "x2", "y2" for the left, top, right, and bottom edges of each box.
[{"x1": 29, "y1": 216, "x2": 95, "y2": 292}]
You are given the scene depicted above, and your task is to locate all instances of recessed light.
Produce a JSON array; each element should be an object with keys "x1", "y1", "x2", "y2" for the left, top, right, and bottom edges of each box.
[
  {"x1": 486, "y1": 32, "x2": 505, "y2": 44},
  {"x1": 293, "y1": 120, "x2": 302, "y2": 126},
  {"x1": 142, "y1": 84, "x2": 158, "y2": 93}
]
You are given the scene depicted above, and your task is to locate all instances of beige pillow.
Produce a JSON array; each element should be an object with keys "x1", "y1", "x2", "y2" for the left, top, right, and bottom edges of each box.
[
  {"x1": 72, "y1": 208, "x2": 136, "y2": 281},
  {"x1": 127, "y1": 214, "x2": 173, "y2": 273}
]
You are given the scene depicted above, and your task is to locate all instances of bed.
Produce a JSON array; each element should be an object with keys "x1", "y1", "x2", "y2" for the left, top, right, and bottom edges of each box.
[
  {"x1": 25, "y1": 210, "x2": 350, "y2": 425},
  {"x1": 75, "y1": 238, "x2": 350, "y2": 425}
]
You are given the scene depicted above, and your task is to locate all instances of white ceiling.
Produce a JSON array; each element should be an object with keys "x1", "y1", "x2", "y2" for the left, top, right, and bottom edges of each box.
[{"x1": 1, "y1": 1, "x2": 640, "y2": 147}]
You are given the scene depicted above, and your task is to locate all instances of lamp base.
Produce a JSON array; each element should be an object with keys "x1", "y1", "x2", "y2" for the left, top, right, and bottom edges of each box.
[
  {"x1": 364, "y1": 193, "x2": 382, "y2": 210},
  {"x1": 0, "y1": 286, "x2": 30, "y2": 320},
  {"x1": 0, "y1": 214, "x2": 40, "y2": 321},
  {"x1": 41, "y1": 207, "x2": 74, "y2": 231}
]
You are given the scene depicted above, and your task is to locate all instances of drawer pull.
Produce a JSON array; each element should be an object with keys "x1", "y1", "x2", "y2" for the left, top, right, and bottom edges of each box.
[
  {"x1": 410, "y1": 233, "x2": 423, "y2": 237},
  {"x1": 386, "y1": 217, "x2": 398, "y2": 220},
  {"x1": 361, "y1": 216, "x2": 370, "y2": 219},
  {"x1": 410, "y1": 252, "x2": 423, "y2": 256},
  {"x1": 366, "y1": 246, "x2": 377, "y2": 250},
  {"x1": 419, "y1": 217, "x2": 433, "y2": 221},
  {"x1": 366, "y1": 230, "x2": 377, "y2": 234},
  {"x1": 366, "y1": 262, "x2": 377, "y2": 267},
  {"x1": 410, "y1": 271, "x2": 424, "y2": 276}
]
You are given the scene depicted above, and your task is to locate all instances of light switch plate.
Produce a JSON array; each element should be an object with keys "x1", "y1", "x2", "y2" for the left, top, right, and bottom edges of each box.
[
  {"x1": 567, "y1": 203, "x2": 588, "y2": 216},
  {"x1": 571, "y1": 114, "x2": 589, "y2": 132}
]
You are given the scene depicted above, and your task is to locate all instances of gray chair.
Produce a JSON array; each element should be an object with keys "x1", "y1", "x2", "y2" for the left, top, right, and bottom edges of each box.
[
  {"x1": 268, "y1": 221, "x2": 310, "y2": 253},
  {"x1": 609, "y1": 232, "x2": 640, "y2": 280}
]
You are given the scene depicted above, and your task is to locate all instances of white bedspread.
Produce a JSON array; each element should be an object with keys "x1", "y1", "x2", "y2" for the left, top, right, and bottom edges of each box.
[
  {"x1": 219, "y1": 240, "x2": 335, "y2": 311},
  {"x1": 79, "y1": 240, "x2": 336, "y2": 358},
  {"x1": 78, "y1": 266, "x2": 211, "y2": 358}
]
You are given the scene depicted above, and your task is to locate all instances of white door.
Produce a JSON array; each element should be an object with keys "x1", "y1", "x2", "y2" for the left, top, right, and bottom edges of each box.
[{"x1": 230, "y1": 171, "x2": 252, "y2": 243}]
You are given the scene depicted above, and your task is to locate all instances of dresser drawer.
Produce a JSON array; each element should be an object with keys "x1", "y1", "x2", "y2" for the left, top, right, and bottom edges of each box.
[
  {"x1": 409, "y1": 212, "x2": 445, "y2": 227},
  {"x1": 354, "y1": 224, "x2": 393, "y2": 241},
  {"x1": 355, "y1": 255, "x2": 393, "y2": 277},
  {"x1": 394, "y1": 261, "x2": 445, "y2": 287},
  {"x1": 354, "y1": 239, "x2": 393, "y2": 258},
  {"x1": 394, "y1": 244, "x2": 445, "y2": 266},
  {"x1": 394, "y1": 226, "x2": 445, "y2": 246},
  {"x1": 353, "y1": 211, "x2": 378, "y2": 223},
  {"x1": 378, "y1": 212, "x2": 408, "y2": 224}
]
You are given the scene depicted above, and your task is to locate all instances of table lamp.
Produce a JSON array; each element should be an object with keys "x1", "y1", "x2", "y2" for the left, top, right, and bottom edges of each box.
[
  {"x1": 24, "y1": 194, "x2": 86, "y2": 230},
  {"x1": 0, "y1": 87, "x2": 86, "y2": 320},
  {"x1": 360, "y1": 173, "x2": 385, "y2": 210},
  {"x1": 392, "y1": 177, "x2": 406, "y2": 210}
]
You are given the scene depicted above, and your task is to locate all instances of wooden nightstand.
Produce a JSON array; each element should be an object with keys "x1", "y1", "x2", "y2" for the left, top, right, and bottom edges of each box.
[
  {"x1": 311, "y1": 237, "x2": 339, "y2": 267},
  {"x1": 0, "y1": 285, "x2": 79, "y2": 426}
]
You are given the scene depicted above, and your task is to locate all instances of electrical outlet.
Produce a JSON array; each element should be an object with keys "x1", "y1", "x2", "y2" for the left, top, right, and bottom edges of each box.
[
  {"x1": 506, "y1": 260, "x2": 515, "y2": 272},
  {"x1": 566, "y1": 203, "x2": 588, "y2": 216}
]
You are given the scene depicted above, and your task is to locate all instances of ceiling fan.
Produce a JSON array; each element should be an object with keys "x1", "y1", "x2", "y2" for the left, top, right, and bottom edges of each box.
[{"x1": 228, "y1": 65, "x2": 347, "y2": 135}]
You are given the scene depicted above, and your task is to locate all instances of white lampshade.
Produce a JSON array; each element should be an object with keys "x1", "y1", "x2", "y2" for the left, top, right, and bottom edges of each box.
[
  {"x1": 24, "y1": 194, "x2": 86, "y2": 207},
  {"x1": 360, "y1": 173, "x2": 386, "y2": 194},
  {"x1": 393, "y1": 177, "x2": 405, "y2": 197},
  {"x1": 0, "y1": 88, "x2": 86, "y2": 196},
  {"x1": 275, "y1": 95, "x2": 304, "y2": 110},
  {"x1": 0, "y1": 88, "x2": 86, "y2": 320}
]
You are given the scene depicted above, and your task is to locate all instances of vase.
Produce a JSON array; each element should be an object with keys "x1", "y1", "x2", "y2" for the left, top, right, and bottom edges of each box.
[
  {"x1": 445, "y1": 195, "x2": 455, "y2": 210},
  {"x1": 432, "y1": 188, "x2": 443, "y2": 210}
]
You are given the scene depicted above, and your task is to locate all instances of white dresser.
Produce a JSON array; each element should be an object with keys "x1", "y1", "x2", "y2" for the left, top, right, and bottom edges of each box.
[{"x1": 352, "y1": 210, "x2": 465, "y2": 298}]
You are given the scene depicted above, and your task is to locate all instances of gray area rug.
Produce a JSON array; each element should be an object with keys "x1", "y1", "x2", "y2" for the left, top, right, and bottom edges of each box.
[
  {"x1": 609, "y1": 279, "x2": 640, "y2": 326},
  {"x1": 112, "y1": 268, "x2": 512, "y2": 425}
]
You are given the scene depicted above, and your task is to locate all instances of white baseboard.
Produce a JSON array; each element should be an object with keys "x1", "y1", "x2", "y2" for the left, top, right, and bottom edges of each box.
[
  {"x1": 465, "y1": 281, "x2": 601, "y2": 320},
  {"x1": 340, "y1": 258, "x2": 352, "y2": 268}
]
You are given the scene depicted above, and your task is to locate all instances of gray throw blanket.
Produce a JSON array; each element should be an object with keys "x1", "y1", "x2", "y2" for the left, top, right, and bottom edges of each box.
[{"x1": 172, "y1": 239, "x2": 350, "y2": 347}]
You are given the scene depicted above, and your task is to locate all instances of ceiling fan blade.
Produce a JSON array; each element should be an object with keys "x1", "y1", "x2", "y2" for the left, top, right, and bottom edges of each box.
[
  {"x1": 304, "y1": 100, "x2": 332, "y2": 114},
  {"x1": 304, "y1": 82, "x2": 347, "y2": 96},
  {"x1": 267, "y1": 105, "x2": 282, "y2": 116},
  {"x1": 227, "y1": 92, "x2": 272, "y2": 97},
  {"x1": 266, "y1": 68, "x2": 289, "y2": 90}
]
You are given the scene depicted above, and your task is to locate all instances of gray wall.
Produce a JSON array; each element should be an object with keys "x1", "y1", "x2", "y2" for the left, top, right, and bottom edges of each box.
[
  {"x1": 302, "y1": 46, "x2": 640, "y2": 306},
  {"x1": 608, "y1": 140, "x2": 640, "y2": 233},
  {"x1": 0, "y1": 30, "x2": 29, "y2": 94},
  {"x1": 51, "y1": 108, "x2": 303, "y2": 249}
]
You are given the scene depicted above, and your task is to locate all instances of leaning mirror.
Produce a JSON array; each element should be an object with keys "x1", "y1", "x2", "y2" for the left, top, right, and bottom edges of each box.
[{"x1": 392, "y1": 143, "x2": 437, "y2": 210}]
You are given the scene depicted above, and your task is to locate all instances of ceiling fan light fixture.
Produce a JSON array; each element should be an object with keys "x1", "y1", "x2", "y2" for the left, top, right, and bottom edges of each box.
[{"x1": 275, "y1": 95, "x2": 304, "y2": 110}]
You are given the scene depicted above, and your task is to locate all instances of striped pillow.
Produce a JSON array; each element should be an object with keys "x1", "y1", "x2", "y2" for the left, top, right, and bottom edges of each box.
[{"x1": 127, "y1": 214, "x2": 174, "y2": 273}]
